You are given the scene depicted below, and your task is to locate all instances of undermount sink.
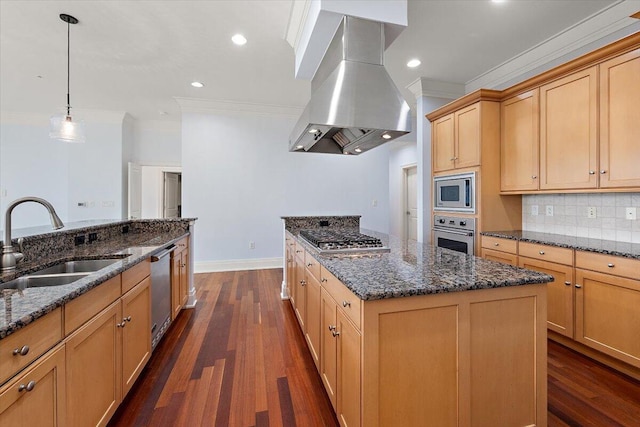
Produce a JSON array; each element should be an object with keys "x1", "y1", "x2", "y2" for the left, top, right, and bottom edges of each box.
[
  {"x1": 28, "y1": 258, "x2": 123, "y2": 277},
  {"x1": 0, "y1": 257, "x2": 127, "y2": 292}
]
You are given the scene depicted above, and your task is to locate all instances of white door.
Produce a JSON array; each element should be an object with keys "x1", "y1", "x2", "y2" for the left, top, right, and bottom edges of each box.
[
  {"x1": 405, "y1": 166, "x2": 418, "y2": 241},
  {"x1": 163, "y1": 172, "x2": 180, "y2": 218},
  {"x1": 128, "y1": 162, "x2": 142, "y2": 219}
]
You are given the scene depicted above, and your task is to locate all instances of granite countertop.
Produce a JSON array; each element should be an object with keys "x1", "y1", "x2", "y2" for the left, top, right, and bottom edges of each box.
[
  {"x1": 291, "y1": 229, "x2": 553, "y2": 301},
  {"x1": 481, "y1": 230, "x2": 640, "y2": 260},
  {"x1": 0, "y1": 227, "x2": 190, "y2": 339}
]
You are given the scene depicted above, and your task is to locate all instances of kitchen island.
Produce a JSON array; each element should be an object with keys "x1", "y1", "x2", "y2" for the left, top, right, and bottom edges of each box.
[{"x1": 282, "y1": 216, "x2": 552, "y2": 427}]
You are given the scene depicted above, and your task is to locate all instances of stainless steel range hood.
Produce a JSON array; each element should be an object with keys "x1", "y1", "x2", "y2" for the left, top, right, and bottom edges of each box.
[{"x1": 289, "y1": 16, "x2": 411, "y2": 155}]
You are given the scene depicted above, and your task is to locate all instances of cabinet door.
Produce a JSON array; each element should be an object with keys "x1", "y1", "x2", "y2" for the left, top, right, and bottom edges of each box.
[
  {"x1": 519, "y1": 257, "x2": 574, "y2": 338},
  {"x1": 540, "y1": 67, "x2": 598, "y2": 189},
  {"x1": 171, "y1": 254, "x2": 182, "y2": 320},
  {"x1": 454, "y1": 103, "x2": 481, "y2": 169},
  {"x1": 433, "y1": 114, "x2": 455, "y2": 172},
  {"x1": 501, "y1": 90, "x2": 539, "y2": 191},
  {"x1": 121, "y1": 277, "x2": 151, "y2": 397},
  {"x1": 286, "y1": 246, "x2": 295, "y2": 299},
  {"x1": 305, "y1": 271, "x2": 321, "y2": 370},
  {"x1": 294, "y1": 259, "x2": 307, "y2": 330},
  {"x1": 575, "y1": 269, "x2": 640, "y2": 368},
  {"x1": 599, "y1": 49, "x2": 640, "y2": 188},
  {"x1": 0, "y1": 344, "x2": 65, "y2": 426},
  {"x1": 336, "y1": 310, "x2": 361, "y2": 427},
  {"x1": 481, "y1": 248, "x2": 518, "y2": 266},
  {"x1": 180, "y1": 250, "x2": 189, "y2": 306},
  {"x1": 320, "y1": 289, "x2": 337, "y2": 410},
  {"x1": 66, "y1": 301, "x2": 122, "y2": 427}
]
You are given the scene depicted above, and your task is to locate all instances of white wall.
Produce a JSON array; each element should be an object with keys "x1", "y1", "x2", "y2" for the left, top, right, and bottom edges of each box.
[
  {"x1": 1, "y1": 112, "x2": 126, "y2": 229},
  {"x1": 181, "y1": 111, "x2": 390, "y2": 268},
  {"x1": 133, "y1": 120, "x2": 181, "y2": 166}
]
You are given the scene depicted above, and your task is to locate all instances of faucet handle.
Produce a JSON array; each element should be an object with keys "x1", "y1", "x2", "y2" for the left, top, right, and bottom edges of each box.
[{"x1": 17, "y1": 237, "x2": 24, "y2": 254}]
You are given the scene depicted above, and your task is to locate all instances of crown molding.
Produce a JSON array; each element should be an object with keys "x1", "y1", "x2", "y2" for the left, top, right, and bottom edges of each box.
[
  {"x1": 466, "y1": 1, "x2": 640, "y2": 92},
  {"x1": 406, "y1": 78, "x2": 465, "y2": 100},
  {"x1": 174, "y1": 97, "x2": 304, "y2": 119}
]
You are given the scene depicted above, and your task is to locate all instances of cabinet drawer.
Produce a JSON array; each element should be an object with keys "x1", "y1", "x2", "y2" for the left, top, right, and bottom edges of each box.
[
  {"x1": 122, "y1": 259, "x2": 150, "y2": 294},
  {"x1": 1, "y1": 308, "x2": 63, "y2": 385},
  {"x1": 575, "y1": 251, "x2": 640, "y2": 279},
  {"x1": 320, "y1": 267, "x2": 361, "y2": 330},
  {"x1": 304, "y1": 253, "x2": 321, "y2": 282},
  {"x1": 519, "y1": 242, "x2": 573, "y2": 265},
  {"x1": 285, "y1": 232, "x2": 296, "y2": 248},
  {"x1": 481, "y1": 236, "x2": 517, "y2": 254},
  {"x1": 481, "y1": 248, "x2": 518, "y2": 266},
  {"x1": 294, "y1": 245, "x2": 305, "y2": 263},
  {"x1": 64, "y1": 275, "x2": 121, "y2": 335},
  {"x1": 175, "y1": 236, "x2": 189, "y2": 253}
]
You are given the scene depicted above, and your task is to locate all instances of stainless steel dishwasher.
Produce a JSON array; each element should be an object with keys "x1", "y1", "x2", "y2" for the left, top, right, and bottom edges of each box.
[{"x1": 150, "y1": 244, "x2": 175, "y2": 351}]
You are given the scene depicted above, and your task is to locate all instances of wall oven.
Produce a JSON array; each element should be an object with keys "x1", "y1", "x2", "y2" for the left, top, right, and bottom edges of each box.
[
  {"x1": 433, "y1": 215, "x2": 475, "y2": 256},
  {"x1": 434, "y1": 172, "x2": 475, "y2": 213}
]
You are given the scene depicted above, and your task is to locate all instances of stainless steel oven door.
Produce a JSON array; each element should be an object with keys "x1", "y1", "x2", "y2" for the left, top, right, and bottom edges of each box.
[{"x1": 433, "y1": 228, "x2": 474, "y2": 256}]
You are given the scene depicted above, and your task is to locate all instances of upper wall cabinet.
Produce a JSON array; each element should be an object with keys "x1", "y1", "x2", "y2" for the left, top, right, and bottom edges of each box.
[
  {"x1": 599, "y1": 49, "x2": 640, "y2": 188},
  {"x1": 501, "y1": 89, "x2": 540, "y2": 192},
  {"x1": 539, "y1": 67, "x2": 598, "y2": 190},
  {"x1": 433, "y1": 103, "x2": 480, "y2": 172}
]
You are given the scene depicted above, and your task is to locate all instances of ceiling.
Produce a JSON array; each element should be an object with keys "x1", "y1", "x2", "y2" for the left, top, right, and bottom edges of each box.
[{"x1": 0, "y1": 0, "x2": 635, "y2": 122}]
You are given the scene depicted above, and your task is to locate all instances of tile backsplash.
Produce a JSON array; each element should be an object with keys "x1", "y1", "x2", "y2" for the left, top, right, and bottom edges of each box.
[{"x1": 522, "y1": 193, "x2": 640, "y2": 243}]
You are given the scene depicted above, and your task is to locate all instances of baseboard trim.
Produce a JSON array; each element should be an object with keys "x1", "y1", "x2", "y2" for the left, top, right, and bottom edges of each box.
[{"x1": 195, "y1": 257, "x2": 283, "y2": 273}]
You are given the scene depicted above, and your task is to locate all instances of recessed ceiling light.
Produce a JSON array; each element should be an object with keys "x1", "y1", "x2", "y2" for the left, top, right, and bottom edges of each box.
[
  {"x1": 491, "y1": 0, "x2": 507, "y2": 3},
  {"x1": 382, "y1": 133, "x2": 392, "y2": 139},
  {"x1": 232, "y1": 34, "x2": 247, "y2": 45},
  {"x1": 407, "y1": 59, "x2": 421, "y2": 68},
  {"x1": 308, "y1": 128, "x2": 318, "y2": 133},
  {"x1": 354, "y1": 148, "x2": 362, "y2": 153},
  {"x1": 191, "y1": 81, "x2": 204, "y2": 88},
  {"x1": 296, "y1": 145, "x2": 304, "y2": 149}
]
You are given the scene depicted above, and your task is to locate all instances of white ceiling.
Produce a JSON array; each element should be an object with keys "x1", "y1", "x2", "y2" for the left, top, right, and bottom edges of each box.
[{"x1": 0, "y1": 0, "x2": 637, "y2": 122}]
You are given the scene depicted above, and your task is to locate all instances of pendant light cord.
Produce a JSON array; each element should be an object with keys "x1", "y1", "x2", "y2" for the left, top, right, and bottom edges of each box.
[{"x1": 66, "y1": 19, "x2": 71, "y2": 116}]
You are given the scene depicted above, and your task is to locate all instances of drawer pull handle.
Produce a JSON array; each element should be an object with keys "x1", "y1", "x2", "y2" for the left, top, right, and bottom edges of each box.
[
  {"x1": 342, "y1": 301, "x2": 351, "y2": 308},
  {"x1": 321, "y1": 278, "x2": 327, "y2": 283},
  {"x1": 575, "y1": 284, "x2": 582, "y2": 289},
  {"x1": 13, "y1": 345, "x2": 29, "y2": 356},
  {"x1": 539, "y1": 250, "x2": 545, "y2": 255},
  {"x1": 18, "y1": 381, "x2": 36, "y2": 392},
  {"x1": 564, "y1": 281, "x2": 571, "y2": 286},
  {"x1": 607, "y1": 263, "x2": 614, "y2": 268}
]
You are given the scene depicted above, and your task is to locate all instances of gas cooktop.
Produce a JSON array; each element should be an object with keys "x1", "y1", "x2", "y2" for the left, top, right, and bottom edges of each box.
[{"x1": 299, "y1": 229, "x2": 390, "y2": 254}]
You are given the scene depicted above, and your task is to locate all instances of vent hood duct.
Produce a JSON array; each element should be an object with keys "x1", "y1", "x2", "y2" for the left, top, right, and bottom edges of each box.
[{"x1": 289, "y1": 16, "x2": 411, "y2": 155}]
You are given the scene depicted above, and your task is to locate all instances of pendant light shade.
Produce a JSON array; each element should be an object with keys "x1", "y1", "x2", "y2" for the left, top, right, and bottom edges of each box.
[{"x1": 50, "y1": 13, "x2": 85, "y2": 143}]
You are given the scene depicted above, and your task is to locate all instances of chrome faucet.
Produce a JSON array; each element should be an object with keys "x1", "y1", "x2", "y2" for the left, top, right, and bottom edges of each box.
[{"x1": 2, "y1": 197, "x2": 64, "y2": 272}]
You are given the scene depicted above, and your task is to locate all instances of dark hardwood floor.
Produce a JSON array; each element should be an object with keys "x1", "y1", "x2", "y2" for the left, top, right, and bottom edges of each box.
[{"x1": 109, "y1": 270, "x2": 640, "y2": 427}]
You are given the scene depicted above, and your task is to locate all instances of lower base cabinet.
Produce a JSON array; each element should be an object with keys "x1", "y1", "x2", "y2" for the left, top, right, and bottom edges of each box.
[{"x1": 0, "y1": 344, "x2": 66, "y2": 426}]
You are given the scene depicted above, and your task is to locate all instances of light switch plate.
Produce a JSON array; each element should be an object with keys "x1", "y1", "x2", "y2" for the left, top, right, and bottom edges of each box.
[
  {"x1": 546, "y1": 205, "x2": 554, "y2": 216},
  {"x1": 531, "y1": 205, "x2": 538, "y2": 216},
  {"x1": 587, "y1": 207, "x2": 597, "y2": 219},
  {"x1": 626, "y1": 207, "x2": 637, "y2": 220}
]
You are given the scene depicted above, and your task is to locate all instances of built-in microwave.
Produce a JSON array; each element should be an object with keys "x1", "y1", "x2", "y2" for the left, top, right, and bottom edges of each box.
[{"x1": 434, "y1": 172, "x2": 475, "y2": 213}]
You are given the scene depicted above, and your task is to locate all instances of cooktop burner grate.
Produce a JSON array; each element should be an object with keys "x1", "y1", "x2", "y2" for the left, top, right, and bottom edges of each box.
[{"x1": 299, "y1": 229, "x2": 388, "y2": 252}]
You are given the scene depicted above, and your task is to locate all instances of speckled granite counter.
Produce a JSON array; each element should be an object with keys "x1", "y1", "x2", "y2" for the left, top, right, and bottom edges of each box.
[
  {"x1": 290, "y1": 229, "x2": 553, "y2": 301},
  {"x1": 1, "y1": 219, "x2": 195, "y2": 339},
  {"x1": 481, "y1": 230, "x2": 640, "y2": 260}
]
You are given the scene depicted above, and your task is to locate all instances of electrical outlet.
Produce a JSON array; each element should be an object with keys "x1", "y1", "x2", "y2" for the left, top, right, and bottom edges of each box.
[
  {"x1": 546, "y1": 205, "x2": 554, "y2": 216},
  {"x1": 587, "y1": 207, "x2": 597, "y2": 219},
  {"x1": 372, "y1": 199, "x2": 378, "y2": 207},
  {"x1": 626, "y1": 207, "x2": 637, "y2": 220},
  {"x1": 249, "y1": 241, "x2": 255, "y2": 250},
  {"x1": 102, "y1": 201, "x2": 114, "y2": 208},
  {"x1": 531, "y1": 205, "x2": 538, "y2": 216}
]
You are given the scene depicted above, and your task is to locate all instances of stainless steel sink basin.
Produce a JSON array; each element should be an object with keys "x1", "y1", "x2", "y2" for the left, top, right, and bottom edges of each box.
[
  {"x1": 1, "y1": 273, "x2": 91, "y2": 291},
  {"x1": 29, "y1": 258, "x2": 122, "y2": 276}
]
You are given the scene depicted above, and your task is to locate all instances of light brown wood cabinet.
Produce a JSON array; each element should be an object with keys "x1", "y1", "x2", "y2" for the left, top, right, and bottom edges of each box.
[
  {"x1": 480, "y1": 236, "x2": 518, "y2": 266},
  {"x1": 433, "y1": 103, "x2": 481, "y2": 172},
  {"x1": 575, "y1": 252, "x2": 640, "y2": 369},
  {"x1": 540, "y1": 66, "x2": 598, "y2": 190},
  {"x1": 304, "y1": 260, "x2": 321, "y2": 370},
  {"x1": 599, "y1": 48, "x2": 640, "y2": 188},
  {"x1": 501, "y1": 89, "x2": 540, "y2": 192},
  {"x1": 293, "y1": 249, "x2": 307, "y2": 329},
  {"x1": 0, "y1": 344, "x2": 66, "y2": 427},
  {"x1": 121, "y1": 277, "x2": 152, "y2": 396},
  {"x1": 171, "y1": 237, "x2": 190, "y2": 320}
]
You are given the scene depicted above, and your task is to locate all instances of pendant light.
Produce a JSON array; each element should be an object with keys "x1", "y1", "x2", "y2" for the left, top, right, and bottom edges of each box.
[{"x1": 49, "y1": 13, "x2": 85, "y2": 143}]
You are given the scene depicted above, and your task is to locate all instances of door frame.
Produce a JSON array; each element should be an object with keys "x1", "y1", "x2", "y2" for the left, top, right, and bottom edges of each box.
[
  {"x1": 140, "y1": 165, "x2": 182, "y2": 218},
  {"x1": 402, "y1": 163, "x2": 418, "y2": 241}
]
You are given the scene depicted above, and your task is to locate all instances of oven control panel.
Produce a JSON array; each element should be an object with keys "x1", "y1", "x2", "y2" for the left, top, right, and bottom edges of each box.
[{"x1": 433, "y1": 215, "x2": 476, "y2": 232}]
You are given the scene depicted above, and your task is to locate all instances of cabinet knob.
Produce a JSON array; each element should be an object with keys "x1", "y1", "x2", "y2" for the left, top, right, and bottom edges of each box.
[
  {"x1": 12, "y1": 345, "x2": 29, "y2": 356},
  {"x1": 300, "y1": 280, "x2": 306, "y2": 286},
  {"x1": 589, "y1": 170, "x2": 595, "y2": 175},
  {"x1": 539, "y1": 250, "x2": 545, "y2": 255},
  {"x1": 532, "y1": 175, "x2": 537, "y2": 179},
  {"x1": 564, "y1": 281, "x2": 571, "y2": 286},
  {"x1": 307, "y1": 263, "x2": 313, "y2": 267},
  {"x1": 328, "y1": 325, "x2": 336, "y2": 332},
  {"x1": 296, "y1": 250, "x2": 302, "y2": 253},
  {"x1": 607, "y1": 263, "x2": 614, "y2": 268},
  {"x1": 18, "y1": 380, "x2": 36, "y2": 392},
  {"x1": 575, "y1": 284, "x2": 582, "y2": 289},
  {"x1": 321, "y1": 278, "x2": 327, "y2": 283},
  {"x1": 124, "y1": 316, "x2": 132, "y2": 322},
  {"x1": 342, "y1": 301, "x2": 351, "y2": 308},
  {"x1": 117, "y1": 322, "x2": 126, "y2": 328},
  {"x1": 332, "y1": 329, "x2": 340, "y2": 337},
  {"x1": 494, "y1": 243, "x2": 500, "y2": 246},
  {"x1": 600, "y1": 170, "x2": 607, "y2": 174}
]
